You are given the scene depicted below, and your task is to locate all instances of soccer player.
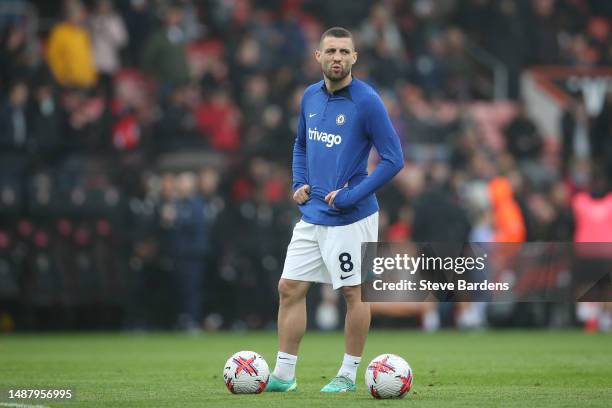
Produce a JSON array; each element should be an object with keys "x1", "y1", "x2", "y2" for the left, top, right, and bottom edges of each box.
[{"x1": 265, "y1": 27, "x2": 404, "y2": 393}]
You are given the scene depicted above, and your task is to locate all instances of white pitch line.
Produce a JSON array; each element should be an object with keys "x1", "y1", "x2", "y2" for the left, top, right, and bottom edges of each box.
[{"x1": 0, "y1": 403, "x2": 51, "y2": 408}]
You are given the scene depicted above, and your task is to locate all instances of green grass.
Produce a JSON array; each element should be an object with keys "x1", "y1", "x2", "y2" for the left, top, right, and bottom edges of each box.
[{"x1": 1, "y1": 331, "x2": 611, "y2": 407}]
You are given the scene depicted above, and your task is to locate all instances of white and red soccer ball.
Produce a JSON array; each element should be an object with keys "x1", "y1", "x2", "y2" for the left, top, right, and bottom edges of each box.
[
  {"x1": 223, "y1": 351, "x2": 270, "y2": 394},
  {"x1": 365, "y1": 354, "x2": 413, "y2": 399}
]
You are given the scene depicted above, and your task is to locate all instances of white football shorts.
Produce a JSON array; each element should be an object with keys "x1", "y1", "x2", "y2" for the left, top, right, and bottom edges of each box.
[{"x1": 281, "y1": 212, "x2": 378, "y2": 289}]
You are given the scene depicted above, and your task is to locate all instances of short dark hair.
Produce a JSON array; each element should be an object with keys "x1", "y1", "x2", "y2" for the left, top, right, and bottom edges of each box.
[{"x1": 320, "y1": 27, "x2": 354, "y2": 48}]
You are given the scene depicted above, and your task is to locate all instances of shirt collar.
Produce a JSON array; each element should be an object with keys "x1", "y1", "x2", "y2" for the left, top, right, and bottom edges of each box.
[{"x1": 320, "y1": 76, "x2": 354, "y2": 100}]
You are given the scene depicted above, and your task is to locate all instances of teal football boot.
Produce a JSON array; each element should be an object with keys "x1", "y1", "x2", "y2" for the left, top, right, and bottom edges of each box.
[
  {"x1": 320, "y1": 375, "x2": 356, "y2": 393},
  {"x1": 265, "y1": 374, "x2": 297, "y2": 392}
]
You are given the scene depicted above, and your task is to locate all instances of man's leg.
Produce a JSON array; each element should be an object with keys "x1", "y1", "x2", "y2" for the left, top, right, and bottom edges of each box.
[
  {"x1": 321, "y1": 284, "x2": 369, "y2": 392},
  {"x1": 341, "y1": 284, "x2": 370, "y2": 357},
  {"x1": 320, "y1": 213, "x2": 378, "y2": 392},
  {"x1": 266, "y1": 278, "x2": 311, "y2": 392},
  {"x1": 277, "y1": 278, "x2": 311, "y2": 355},
  {"x1": 269, "y1": 219, "x2": 326, "y2": 391}
]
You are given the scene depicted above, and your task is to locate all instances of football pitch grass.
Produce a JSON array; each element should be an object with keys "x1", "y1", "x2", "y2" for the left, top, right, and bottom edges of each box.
[{"x1": 1, "y1": 331, "x2": 611, "y2": 408}]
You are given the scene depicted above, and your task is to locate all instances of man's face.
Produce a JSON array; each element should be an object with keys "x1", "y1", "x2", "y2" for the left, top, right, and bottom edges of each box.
[
  {"x1": 315, "y1": 36, "x2": 357, "y2": 83},
  {"x1": 166, "y1": 7, "x2": 184, "y2": 26}
]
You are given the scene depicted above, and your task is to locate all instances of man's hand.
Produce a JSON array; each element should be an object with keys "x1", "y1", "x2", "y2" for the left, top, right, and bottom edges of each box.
[
  {"x1": 325, "y1": 189, "x2": 340, "y2": 209},
  {"x1": 293, "y1": 184, "x2": 311, "y2": 204}
]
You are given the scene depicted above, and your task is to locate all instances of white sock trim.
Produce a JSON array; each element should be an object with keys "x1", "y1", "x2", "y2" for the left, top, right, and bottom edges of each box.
[
  {"x1": 337, "y1": 353, "x2": 361, "y2": 382},
  {"x1": 273, "y1": 351, "x2": 297, "y2": 381}
]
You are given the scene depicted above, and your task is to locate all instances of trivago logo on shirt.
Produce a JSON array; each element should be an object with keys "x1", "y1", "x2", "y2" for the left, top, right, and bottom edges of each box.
[{"x1": 308, "y1": 127, "x2": 342, "y2": 148}]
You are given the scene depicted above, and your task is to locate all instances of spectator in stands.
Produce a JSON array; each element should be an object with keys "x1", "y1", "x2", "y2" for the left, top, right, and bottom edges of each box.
[
  {"x1": 591, "y1": 94, "x2": 612, "y2": 182},
  {"x1": 445, "y1": 27, "x2": 475, "y2": 99},
  {"x1": 28, "y1": 81, "x2": 63, "y2": 158},
  {"x1": 546, "y1": 181, "x2": 574, "y2": 241},
  {"x1": 557, "y1": 0, "x2": 590, "y2": 35},
  {"x1": 385, "y1": 205, "x2": 412, "y2": 242},
  {"x1": 142, "y1": 1, "x2": 189, "y2": 94},
  {"x1": 469, "y1": 208, "x2": 495, "y2": 242},
  {"x1": 171, "y1": 172, "x2": 210, "y2": 333},
  {"x1": 239, "y1": 74, "x2": 270, "y2": 129},
  {"x1": 231, "y1": 32, "x2": 266, "y2": 87},
  {"x1": 62, "y1": 88, "x2": 110, "y2": 152},
  {"x1": 488, "y1": 176, "x2": 526, "y2": 242},
  {"x1": 572, "y1": 168, "x2": 612, "y2": 332},
  {"x1": 157, "y1": 171, "x2": 177, "y2": 255},
  {"x1": 561, "y1": 95, "x2": 592, "y2": 178},
  {"x1": 359, "y1": 3, "x2": 406, "y2": 87},
  {"x1": 412, "y1": 165, "x2": 471, "y2": 243},
  {"x1": 400, "y1": 166, "x2": 471, "y2": 330},
  {"x1": 194, "y1": 87, "x2": 241, "y2": 151},
  {"x1": 47, "y1": 1, "x2": 98, "y2": 88},
  {"x1": 527, "y1": 0, "x2": 561, "y2": 65},
  {"x1": 487, "y1": 0, "x2": 527, "y2": 98},
  {"x1": 275, "y1": 9, "x2": 307, "y2": 65},
  {"x1": 564, "y1": 33, "x2": 599, "y2": 67},
  {"x1": 413, "y1": 34, "x2": 450, "y2": 97},
  {"x1": 177, "y1": 0, "x2": 204, "y2": 42},
  {"x1": 360, "y1": 3, "x2": 405, "y2": 55},
  {"x1": 243, "y1": 104, "x2": 289, "y2": 161},
  {"x1": 504, "y1": 105, "x2": 543, "y2": 162},
  {"x1": 0, "y1": 24, "x2": 29, "y2": 94},
  {"x1": 0, "y1": 80, "x2": 29, "y2": 152},
  {"x1": 154, "y1": 85, "x2": 198, "y2": 152},
  {"x1": 89, "y1": 0, "x2": 128, "y2": 98},
  {"x1": 198, "y1": 167, "x2": 223, "y2": 223},
  {"x1": 121, "y1": 0, "x2": 154, "y2": 67},
  {"x1": 453, "y1": 0, "x2": 494, "y2": 46}
]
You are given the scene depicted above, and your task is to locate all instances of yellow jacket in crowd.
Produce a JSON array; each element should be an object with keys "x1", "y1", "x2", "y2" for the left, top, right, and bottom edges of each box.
[{"x1": 47, "y1": 22, "x2": 98, "y2": 88}]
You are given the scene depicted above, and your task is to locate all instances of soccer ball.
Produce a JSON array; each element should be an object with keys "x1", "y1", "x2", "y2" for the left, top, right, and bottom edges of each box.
[
  {"x1": 223, "y1": 351, "x2": 270, "y2": 394},
  {"x1": 365, "y1": 354, "x2": 413, "y2": 399}
]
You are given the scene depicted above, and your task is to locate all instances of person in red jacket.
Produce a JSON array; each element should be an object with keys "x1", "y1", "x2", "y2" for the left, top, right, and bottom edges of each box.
[
  {"x1": 572, "y1": 169, "x2": 612, "y2": 332},
  {"x1": 194, "y1": 88, "x2": 241, "y2": 151}
]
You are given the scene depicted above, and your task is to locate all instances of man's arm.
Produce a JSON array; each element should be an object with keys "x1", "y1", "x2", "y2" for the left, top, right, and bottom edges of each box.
[
  {"x1": 331, "y1": 94, "x2": 404, "y2": 209},
  {"x1": 292, "y1": 97, "x2": 308, "y2": 192}
]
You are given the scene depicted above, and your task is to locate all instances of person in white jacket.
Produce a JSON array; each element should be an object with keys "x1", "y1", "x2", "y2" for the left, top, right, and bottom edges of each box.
[{"x1": 89, "y1": 0, "x2": 128, "y2": 96}]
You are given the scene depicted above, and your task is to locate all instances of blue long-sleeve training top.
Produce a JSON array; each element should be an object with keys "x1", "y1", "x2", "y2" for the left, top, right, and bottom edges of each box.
[{"x1": 292, "y1": 77, "x2": 405, "y2": 226}]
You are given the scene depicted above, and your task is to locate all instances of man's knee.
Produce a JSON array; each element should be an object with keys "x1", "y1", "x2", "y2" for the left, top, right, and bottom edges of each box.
[
  {"x1": 341, "y1": 285, "x2": 363, "y2": 305},
  {"x1": 278, "y1": 279, "x2": 309, "y2": 302}
]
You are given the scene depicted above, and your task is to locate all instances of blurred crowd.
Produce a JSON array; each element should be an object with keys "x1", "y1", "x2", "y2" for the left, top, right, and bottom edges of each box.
[{"x1": 0, "y1": 0, "x2": 611, "y2": 332}]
